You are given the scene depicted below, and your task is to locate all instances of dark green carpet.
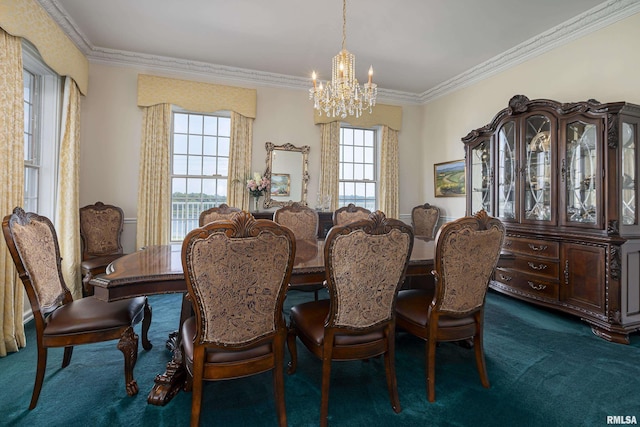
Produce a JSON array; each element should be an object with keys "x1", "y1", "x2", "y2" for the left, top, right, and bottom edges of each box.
[{"x1": 1, "y1": 290, "x2": 638, "y2": 426}]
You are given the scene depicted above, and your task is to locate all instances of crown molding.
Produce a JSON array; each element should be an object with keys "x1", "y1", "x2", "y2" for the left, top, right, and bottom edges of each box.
[
  {"x1": 38, "y1": 0, "x2": 640, "y2": 106},
  {"x1": 419, "y1": 0, "x2": 640, "y2": 103}
]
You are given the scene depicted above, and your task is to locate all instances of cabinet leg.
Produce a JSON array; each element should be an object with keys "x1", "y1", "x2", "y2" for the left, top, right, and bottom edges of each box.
[{"x1": 590, "y1": 325, "x2": 630, "y2": 344}]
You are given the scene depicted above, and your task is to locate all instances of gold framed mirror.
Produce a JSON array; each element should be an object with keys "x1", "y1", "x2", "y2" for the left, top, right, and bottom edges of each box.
[{"x1": 263, "y1": 142, "x2": 310, "y2": 208}]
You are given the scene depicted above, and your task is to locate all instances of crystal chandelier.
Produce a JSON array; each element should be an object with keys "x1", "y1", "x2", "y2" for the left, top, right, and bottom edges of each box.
[{"x1": 309, "y1": 0, "x2": 377, "y2": 119}]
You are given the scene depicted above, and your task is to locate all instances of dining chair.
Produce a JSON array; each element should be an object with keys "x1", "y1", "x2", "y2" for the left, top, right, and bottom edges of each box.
[
  {"x1": 273, "y1": 202, "x2": 318, "y2": 240},
  {"x1": 332, "y1": 203, "x2": 371, "y2": 226},
  {"x1": 180, "y1": 211, "x2": 295, "y2": 427},
  {"x1": 273, "y1": 202, "x2": 322, "y2": 300},
  {"x1": 411, "y1": 203, "x2": 440, "y2": 238},
  {"x1": 79, "y1": 201, "x2": 127, "y2": 296},
  {"x1": 395, "y1": 209, "x2": 505, "y2": 402},
  {"x1": 2, "y1": 207, "x2": 152, "y2": 409},
  {"x1": 198, "y1": 203, "x2": 241, "y2": 226},
  {"x1": 287, "y1": 211, "x2": 414, "y2": 427}
]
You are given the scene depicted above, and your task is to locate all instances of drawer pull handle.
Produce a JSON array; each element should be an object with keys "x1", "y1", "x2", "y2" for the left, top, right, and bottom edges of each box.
[
  {"x1": 504, "y1": 240, "x2": 513, "y2": 247},
  {"x1": 499, "y1": 273, "x2": 512, "y2": 282},
  {"x1": 528, "y1": 281, "x2": 547, "y2": 291},
  {"x1": 528, "y1": 262, "x2": 548, "y2": 271},
  {"x1": 528, "y1": 244, "x2": 548, "y2": 252}
]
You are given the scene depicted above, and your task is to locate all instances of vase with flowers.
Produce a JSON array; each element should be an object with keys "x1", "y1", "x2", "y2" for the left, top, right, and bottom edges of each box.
[{"x1": 246, "y1": 172, "x2": 270, "y2": 211}]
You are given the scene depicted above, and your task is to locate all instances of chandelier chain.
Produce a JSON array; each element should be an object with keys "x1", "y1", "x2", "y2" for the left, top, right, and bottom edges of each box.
[{"x1": 342, "y1": 0, "x2": 346, "y2": 51}]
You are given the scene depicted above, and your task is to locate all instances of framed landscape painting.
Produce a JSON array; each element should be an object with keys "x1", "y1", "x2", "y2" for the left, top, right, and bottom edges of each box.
[
  {"x1": 270, "y1": 173, "x2": 291, "y2": 196},
  {"x1": 434, "y1": 160, "x2": 466, "y2": 197}
]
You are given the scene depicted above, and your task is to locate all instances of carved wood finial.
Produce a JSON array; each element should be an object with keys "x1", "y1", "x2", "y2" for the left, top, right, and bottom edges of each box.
[{"x1": 508, "y1": 95, "x2": 530, "y2": 113}]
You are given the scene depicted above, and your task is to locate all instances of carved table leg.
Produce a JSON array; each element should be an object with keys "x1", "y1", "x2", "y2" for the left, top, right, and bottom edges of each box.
[
  {"x1": 147, "y1": 345, "x2": 187, "y2": 406},
  {"x1": 147, "y1": 293, "x2": 191, "y2": 406}
]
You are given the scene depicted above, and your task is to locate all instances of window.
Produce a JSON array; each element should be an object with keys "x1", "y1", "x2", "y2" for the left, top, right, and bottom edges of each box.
[
  {"x1": 170, "y1": 112, "x2": 230, "y2": 241},
  {"x1": 22, "y1": 42, "x2": 60, "y2": 219},
  {"x1": 339, "y1": 126, "x2": 377, "y2": 210}
]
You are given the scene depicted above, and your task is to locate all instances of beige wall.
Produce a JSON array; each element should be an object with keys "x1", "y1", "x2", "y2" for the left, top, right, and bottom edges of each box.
[{"x1": 420, "y1": 12, "x2": 640, "y2": 220}]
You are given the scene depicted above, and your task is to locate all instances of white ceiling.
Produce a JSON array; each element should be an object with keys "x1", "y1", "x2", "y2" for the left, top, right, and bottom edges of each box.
[{"x1": 39, "y1": 0, "x2": 639, "y2": 103}]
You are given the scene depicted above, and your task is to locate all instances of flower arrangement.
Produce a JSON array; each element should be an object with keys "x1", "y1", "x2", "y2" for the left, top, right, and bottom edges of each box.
[{"x1": 246, "y1": 172, "x2": 270, "y2": 198}]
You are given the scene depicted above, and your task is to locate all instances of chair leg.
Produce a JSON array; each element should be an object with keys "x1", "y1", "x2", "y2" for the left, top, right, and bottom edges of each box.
[
  {"x1": 384, "y1": 328, "x2": 401, "y2": 413},
  {"x1": 426, "y1": 338, "x2": 437, "y2": 402},
  {"x1": 286, "y1": 324, "x2": 298, "y2": 375},
  {"x1": 117, "y1": 326, "x2": 139, "y2": 396},
  {"x1": 190, "y1": 347, "x2": 205, "y2": 427},
  {"x1": 320, "y1": 340, "x2": 334, "y2": 427},
  {"x1": 474, "y1": 315, "x2": 490, "y2": 389},
  {"x1": 29, "y1": 345, "x2": 48, "y2": 410},
  {"x1": 141, "y1": 298, "x2": 153, "y2": 350},
  {"x1": 273, "y1": 334, "x2": 288, "y2": 427},
  {"x1": 61, "y1": 346, "x2": 73, "y2": 368}
]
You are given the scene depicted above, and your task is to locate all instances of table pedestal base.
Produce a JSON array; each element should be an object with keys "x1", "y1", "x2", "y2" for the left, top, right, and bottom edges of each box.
[{"x1": 147, "y1": 331, "x2": 187, "y2": 406}]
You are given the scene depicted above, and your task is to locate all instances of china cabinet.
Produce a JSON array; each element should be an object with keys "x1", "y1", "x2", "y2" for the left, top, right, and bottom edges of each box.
[{"x1": 463, "y1": 95, "x2": 640, "y2": 343}]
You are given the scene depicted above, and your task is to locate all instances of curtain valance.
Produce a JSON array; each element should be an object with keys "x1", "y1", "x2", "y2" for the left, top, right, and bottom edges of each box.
[
  {"x1": 0, "y1": 0, "x2": 89, "y2": 95},
  {"x1": 137, "y1": 74, "x2": 257, "y2": 118},
  {"x1": 313, "y1": 103, "x2": 402, "y2": 131}
]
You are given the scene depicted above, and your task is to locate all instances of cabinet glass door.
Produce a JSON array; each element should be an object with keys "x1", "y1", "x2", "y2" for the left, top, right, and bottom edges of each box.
[
  {"x1": 564, "y1": 120, "x2": 599, "y2": 225},
  {"x1": 622, "y1": 121, "x2": 636, "y2": 225},
  {"x1": 469, "y1": 140, "x2": 492, "y2": 215},
  {"x1": 496, "y1": 121, "x2": 516, "y2": 220},
  {"x1": 523, "y1": 115, "x2": 553, "y2": 222}
]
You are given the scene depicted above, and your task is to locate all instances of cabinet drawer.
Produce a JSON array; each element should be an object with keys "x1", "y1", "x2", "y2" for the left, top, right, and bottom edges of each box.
[
  {"x1": 498, "y1": 256, "x2": 559, "y2": 279},
  {"x1": 494, "y1": 268, "x2": 559, "y2": 300},
  {"x1": 503, "y1": 236, "x2": 559, "y2": 259}
]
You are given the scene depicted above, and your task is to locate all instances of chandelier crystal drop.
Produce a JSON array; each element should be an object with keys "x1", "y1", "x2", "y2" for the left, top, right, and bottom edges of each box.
[{"x1": 309, "y1": 0, "x2": 377, "y2": 119}]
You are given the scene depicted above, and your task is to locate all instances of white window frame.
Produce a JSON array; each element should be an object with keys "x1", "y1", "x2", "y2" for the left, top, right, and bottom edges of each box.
[
  {"x1": 169, "y1": 110, "x2": 231, "y2": 241},
  {"x1": 22, "y1": 41, "x2": 61, "y2": 220},
  {"x1": 338, "y1": 125, "x2": 380, "y2": 210}
]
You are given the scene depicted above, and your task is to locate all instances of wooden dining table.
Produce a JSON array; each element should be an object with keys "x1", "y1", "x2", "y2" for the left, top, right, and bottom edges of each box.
[{"x1": 90, "y1": 236, "x2": 435, "y2": 406}]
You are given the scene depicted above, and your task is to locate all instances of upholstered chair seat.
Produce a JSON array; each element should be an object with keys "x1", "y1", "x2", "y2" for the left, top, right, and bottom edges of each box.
[
  {"x1": 44, "y1": 296, "x2": 147, "y2": 335},
  {"x1": 181, "y1": 317, "x2": 273, "y2": 365},
  {"x1": 290, "y1": 300, "x2": 386, "y2": 347},
  {"x1": 81, "y1": 253, "x2": 124, "y2": 274},
  {"x1": 396, "y1": 289, "x2": 476, "y2": 330}
]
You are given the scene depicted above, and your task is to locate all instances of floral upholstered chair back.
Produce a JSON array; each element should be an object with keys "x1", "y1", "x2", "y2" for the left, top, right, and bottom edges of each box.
[
  {"x1": 79, "y1": 202, "x2": 124, "y2": 260},
  {"x1": 182, "y1": 212, "x2": 295, "y2": 346},
  {"x1": 273, "y1": 202, "x2": 318, "y2": 241},
  {"x1": 433, "y1": 210, "x2": 505, "y2": 315},
  {"x1": 333, "y1": 203, "x2": 371, "y2": 226},
  {"x1": 198, "y1": 204, "x2": 241, "y2": 226},
  {"x1": 3, "y1": 207, "x2": 71, "y2": 316},
  {"x1": 411, "y1": 203, "x2": 440, "y2": 238},
  {"x1": 325, "y1": 211, "x2": 413, "y2": 329}
]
